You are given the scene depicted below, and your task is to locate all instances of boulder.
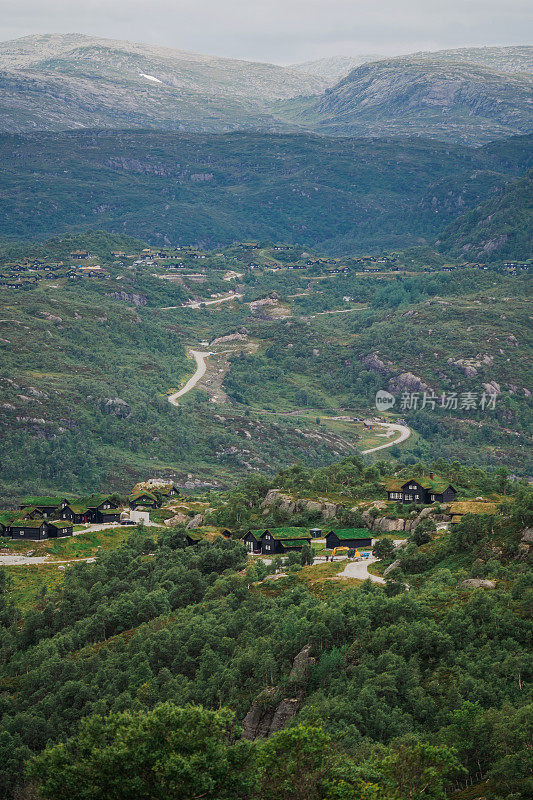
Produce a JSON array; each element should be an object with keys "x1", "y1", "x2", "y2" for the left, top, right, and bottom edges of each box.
[
  {"x1": 459, "y1": 579, "x2": 496, "y2": 589},
  {"x1": 186, "y1": 514, "x2": 204, "y2": 529},
  {"x1": 388, "y1": 372, "x2": 432, "y2": 394},
  {"x1": 289, "y1": 644, "x2": 316, "y2": 680},
  {"x1": 102, "y1": 397, "x2": 131, "y2": 418},
  {"x1": 164, "y1": 513, "x2": 189, "y2": 527},
  {"x1": 383, "y1": 559, "x2": 401, "y2": 576}
]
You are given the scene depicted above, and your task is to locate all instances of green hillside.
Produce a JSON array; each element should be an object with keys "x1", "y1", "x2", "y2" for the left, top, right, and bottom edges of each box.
[
  {"x1": 0, "y1": 236, "x2": 530, "y2": 495},
  {"x1": 437, "y1": 170, "x2": 533, "y2": 261},
  {"x1": 0, "y1": 131, "x2": 532, "y2": 252}
]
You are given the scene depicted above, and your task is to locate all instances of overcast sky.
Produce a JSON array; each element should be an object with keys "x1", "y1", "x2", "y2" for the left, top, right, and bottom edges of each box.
[{"x1": 1, "y1": 0, "x2": 532, "y2": 63}]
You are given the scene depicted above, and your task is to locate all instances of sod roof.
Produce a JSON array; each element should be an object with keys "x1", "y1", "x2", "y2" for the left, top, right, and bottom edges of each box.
[
  {"x1": 261, "y1": 528, "x2": 311, "y2": 541},
  {"x1": 278, "y1": 539, "x2": 308, "y2": 548},
  {"x1": 10, "y1": 519, "x2": 46, "y2": 528},
  {"x1": 186, "y1": 531, "x2": 204, "y2": 541},
  {"x1": 386, "y1": 476, "x2": 453, "y2": 493},
  {"x1": 21, "y1": 496, "x2": 67, "y2": 507},
  {"x1": 326, "y1": 529, "x2": 372, "y2": 540},
  {"x1": 449, "y1": 501, "x2": 497, "y2": 516},
  {"x1": 129, "y1": 491, "x2": 157, "y2": 502}
]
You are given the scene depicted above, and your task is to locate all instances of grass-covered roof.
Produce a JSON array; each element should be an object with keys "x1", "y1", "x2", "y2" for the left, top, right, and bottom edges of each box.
[
  {"x1": 326, "y1": 529, "x2": 371, "y2": 540},
  {"x1": 261, "y1": 527, "x2": 311, "y2": 541}
]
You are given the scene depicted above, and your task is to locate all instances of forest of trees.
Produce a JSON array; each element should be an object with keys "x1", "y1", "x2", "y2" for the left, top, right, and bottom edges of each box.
[{"x1": 0, "y1": 473, "x2": 531, "y2": 799}]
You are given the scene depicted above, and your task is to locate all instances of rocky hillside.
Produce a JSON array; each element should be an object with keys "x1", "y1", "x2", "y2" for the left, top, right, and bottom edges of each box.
[
  {"x1": 437, "y1": 169, "x2": 533, "y2": 260},
  {"x1": 287, "y1": 56, "x2": 533, "y2": 145},
  {"x1": 0, "y1": 33, "x2": 324, "y2": 133},
  {"x1": 291, "y1": 45, "x2": 533, "y2": 85}
]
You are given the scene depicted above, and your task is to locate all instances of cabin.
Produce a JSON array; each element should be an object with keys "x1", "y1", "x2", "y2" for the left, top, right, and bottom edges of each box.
[
  {"x1": 129, "y1": 491, "x2": 159, "y2": 510},
  {"x1": 8, "y1": 520, "x2": 49, "y2": 540},
  {"x1": 242, "y1": 531, "x2": 262, "y2": 554},
  {"x1": 386, "y1": 474, "x2": 457, "y2": 504},
  {"x1": 259, "y1": 528, "x2": 312, "y2": 555},
  {"x1": 19, "y1": 497, "x2": 70, "y2": 517},
  {"x1": 47, "y1": 521, "x2": 74, "y2": 538},
  {"x1": 325, "y1": 529, "x2": 373, "y2": 550},
  {"x1": 68, "y1": 496, "x2": 121, "y2": 524},
  {"x1": 448, "y1": 501, "x2": 497, "y2": 524},
  {"x1": 158, "y1": 484, "x2": 181, "y2": 500}
]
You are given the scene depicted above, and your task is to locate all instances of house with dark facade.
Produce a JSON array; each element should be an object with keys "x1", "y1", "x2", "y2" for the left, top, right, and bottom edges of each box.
[
  {"x1": 259, "y1": 528, "x2": 312, "y2": 555},
  {"x1": 129, "y1": 491, "x2": 160, "y2": 510},
  {"x1": 66, "y1": 496, "x2": 121, "y2": 524},
  {"x1": 19, "y1": 497, "x2": 70, "y2": 517},
  {"x1": 6, "y1": 518, "x2": 73, "y2": 540},
  {"x1": 242, "y1": 531, "x2": 262, "y2": 554},
  {"x1": 325, "y1": 529, "x2": 373, "y2": 550},
  {"x1": 386, "y1": 474, "x2": 457, "y2": 504}
]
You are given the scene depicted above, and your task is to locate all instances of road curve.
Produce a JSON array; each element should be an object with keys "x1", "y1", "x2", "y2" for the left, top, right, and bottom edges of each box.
[
  {"x1": 168, "y1": 350, "x2": 211, "y2": 406},
  {"x1": 161, "y1": 293, "x2": 243, "y2": 311},
  {"x1": 361, "y1": 422, "x2": 411, "y2": 454},
  {"x1": 335, "y1": 556, "x2": 386, "y2": 584}
]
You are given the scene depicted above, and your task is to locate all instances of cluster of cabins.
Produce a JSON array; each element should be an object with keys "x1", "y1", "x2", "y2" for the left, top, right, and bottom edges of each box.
[
  {"x1": 128, "y1": 485, "x2": 180, "y2": 509},
  {"x1": 242, "y1": 527, "x2": 372, "y2": 555},
  {"x1": 0, "y1": 495, "x2": 123, "y2": 540}
]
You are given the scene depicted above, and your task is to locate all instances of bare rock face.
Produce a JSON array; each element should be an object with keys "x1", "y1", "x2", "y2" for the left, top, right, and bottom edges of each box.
[
  {"x1": 361, "y1": 353, "x2": 391, "y2": 376},
  {"x1": 388, "y1": 372, "x2": 432, "y2": 394},
  {"x1": 518, "y1": 528, "x2": 533, "y2": 558},
  {"x1": 242, "y1": 645, "x2": 315, "y2": 739},
  {"x1": 102, "y1": 397, "x2": 131, "y2": 417},
  {"x1": 384, "y1": 559, "x2": 401, "y2": 576},
  {"x1": 459, "y1": 578, "x2": 496, "y2": 589},
  {"x1": 164, "y1": 513, "x2": 189, "y2": 527},
  {"x1": 186, "y1": 514, "x2": 204, "y2": 529},
  {"x1": 106, "y1": 291, "x2": 147, "y2": 306}
]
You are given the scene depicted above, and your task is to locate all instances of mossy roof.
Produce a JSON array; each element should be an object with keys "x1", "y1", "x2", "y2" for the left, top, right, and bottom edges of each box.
[
  {"x1": 279, "y1": 539, "x2": 308, "y2": 548},
  {"x1": 386, "y1": 476, "x2": 452, "y2": 493},
  {"x1": 326, "y1": 529, "x2": 371, "y2": 540},
  {"x1": 261, "y1": 528, "x2": 311, "y2": 541},
  {"x1": 100, "y1": 508, "x2": 121, "y2": 515},
  {"x1": 10, "y1": 519, "x2": 46, "y2": 528},
  {"x1": 21, "y1": 496, "x2": 67, "y2": 506},
  {"x1": 49, "y1": 520, "x2": 73, "y2": 528},
  {"x1": 129, "y1": 491, "x2": 157, "y2": 502},
  {"x1": 449, "y1": 501, "x2": 497, "y2": 516},
  {"x1": 186, "y1": 531, "x2": 204, "y2": 541}
]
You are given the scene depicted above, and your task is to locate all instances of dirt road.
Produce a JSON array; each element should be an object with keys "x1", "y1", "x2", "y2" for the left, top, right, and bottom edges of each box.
[
  {"x1": 336, "y1": 556, "x2": 385, "y2": 584},
  {"x1": 168, "y1": 350, "x2": 211, "y2": 406},
  {"x1": 361, "y1": 422, "x2": 411, "y2": 454}
]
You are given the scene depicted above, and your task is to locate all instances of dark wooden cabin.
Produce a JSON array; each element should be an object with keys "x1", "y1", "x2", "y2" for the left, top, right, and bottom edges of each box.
[
  {"x1": 242, "y1": 531, "x2": 262, "y2": 554},
  {"x1": 259, "y1": 528, "x2": 312, "y2": 554},
  {"x1": 129, "y1": 491, "x2": 159, "y2": 510},
  {"x1": 325, "y1": 529, "x2": 372, "y2": 550},
  {"x1": 386, "y1": 474, "x2": 456, "y2": 504}
]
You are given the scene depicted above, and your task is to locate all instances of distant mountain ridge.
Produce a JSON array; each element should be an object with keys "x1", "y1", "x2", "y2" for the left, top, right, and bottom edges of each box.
[
  {"x1": 0, "y1": 35, "x2": 531, "y2": 144},
  {"x1": 283, "y1": 55, "x2": 533, "y2": 145},
  {"x1": 290, "y1": 45, "x2": 533, "y2": 85}
]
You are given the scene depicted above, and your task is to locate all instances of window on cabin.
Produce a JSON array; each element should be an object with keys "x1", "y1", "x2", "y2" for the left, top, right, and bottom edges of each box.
[{"x1": 409, "y1": 484, "x2": 417, "y2": 489}]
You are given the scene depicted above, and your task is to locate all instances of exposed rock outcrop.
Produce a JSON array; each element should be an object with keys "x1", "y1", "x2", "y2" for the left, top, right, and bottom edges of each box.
[
  {"x1": 388, "y1": 372, "x2": 432, "y2": 394},
  {"x1": 242, "y1": 645, "x2": 315, "y2": 740},
  {"x1": 106, "y1": 291, "x2": 147, "y2": 306},
  {"x1": 186, "y1": 514, "x2": 204, "y2": 529},
  {"x1": 459, "y1": 578, "x2": 496, "y2": 589},
  {"x1": 261, "y1": 489, "x2": 341, "y2": 520},
  {"x1": 164, "y1": 513, "x2": 189, "y2": 527},
  {"x1": 102, "y1": 397, "x2": 131, "y2": 417}
]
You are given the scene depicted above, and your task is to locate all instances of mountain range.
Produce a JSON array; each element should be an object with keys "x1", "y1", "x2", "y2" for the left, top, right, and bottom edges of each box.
[{"x1": 0, "y1": 34, "x2": 531, "y2": 144}]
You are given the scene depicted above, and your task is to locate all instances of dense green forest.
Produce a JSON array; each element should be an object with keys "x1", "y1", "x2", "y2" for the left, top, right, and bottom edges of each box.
[
  {"x1": 0, "y1": 460, "x2": 531, "y2": 799},
  {"x1": 1, "y1": 131, "x2": 532, "y2": 255}
]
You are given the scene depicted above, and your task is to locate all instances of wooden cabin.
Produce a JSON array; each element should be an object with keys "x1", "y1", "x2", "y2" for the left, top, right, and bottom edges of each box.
[
  {"x1": 185, "y1": 532, "x2": 204, "y2": 546},
  {"x1": 386, "y1": 474, "x2": 456, "y2": 504},
  {"x1": 242, "y1": 531, "x2": 262, "y2": 554},
  {"x1": 19, "y1": 497, "x2": 70, "y2": 517},
  {"x1": 259, "y1": 528, "x2": 312, "y2": 554},
  {"x1": 129, "y1": 491, "x2": 159, "y2": 510},
  {"x1": 325, "y1": 529, "x2": 373, "y2": 550}
]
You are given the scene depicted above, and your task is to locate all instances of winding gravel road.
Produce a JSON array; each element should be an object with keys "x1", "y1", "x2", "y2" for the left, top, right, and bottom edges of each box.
[
  {"x1": 168, "y1": 350, "x2": 211, "y2": 406},
  {"x1": 335, "y1": 556, "x2": 386, "y2": 584},
  {"x1": 361, "y1": 422, "x2": 411, "y2": 454}
]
